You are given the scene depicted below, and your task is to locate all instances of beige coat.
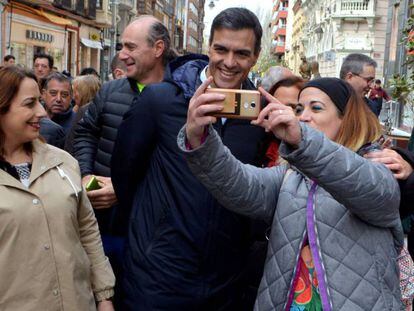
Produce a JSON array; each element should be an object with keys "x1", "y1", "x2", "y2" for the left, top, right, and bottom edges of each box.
[{"x1": 0, "y1": 140, "x2": 115, "y2": 311}]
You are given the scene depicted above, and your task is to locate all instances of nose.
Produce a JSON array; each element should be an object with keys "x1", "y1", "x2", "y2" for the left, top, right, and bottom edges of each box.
[
  {"x1": 56, "y1": 92, "x2": 62, "y2": 102},
  {"x1": 35, "y1": 101, "x2": 47, "y2": 118},
  {"x1": 223, "y1": 52, "x2": 236, "y2": 68},
  {"x1": 298, "y1": 107, "x2": 312, "y2": 122},
  {"x1": 118, "y1": 48, "x2": 128, "y2": 61}
]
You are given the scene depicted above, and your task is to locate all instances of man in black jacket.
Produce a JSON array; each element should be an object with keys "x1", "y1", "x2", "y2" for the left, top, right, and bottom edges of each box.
[
  {"x1": 365, "y1": 147, "x2": 414, "y2": 253},
  {"x1": 111, "y1": 8, "x2": 268, "y2": 310},
  {"x1": 72, "y1": 15, "x2": 174, "y2": 308}
]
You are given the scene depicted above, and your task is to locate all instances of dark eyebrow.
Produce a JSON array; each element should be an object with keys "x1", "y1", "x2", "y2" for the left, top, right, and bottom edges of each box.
[{"x1": 212, "y1": 43, "x2": 228, "y2": 50}]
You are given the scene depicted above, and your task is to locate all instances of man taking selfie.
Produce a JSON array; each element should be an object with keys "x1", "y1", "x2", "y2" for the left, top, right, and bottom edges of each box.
[{"x1": 111, "y1": 8, "x2": 268, "y2": 310}]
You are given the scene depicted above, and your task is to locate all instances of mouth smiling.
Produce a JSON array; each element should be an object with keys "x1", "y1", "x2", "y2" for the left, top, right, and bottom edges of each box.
[
  {"x1": 27, "y1": 121, "x2": 41, "y2": 130},
  {"x1": 218, "y1": 68, "x2": 239, "y2": 79}
]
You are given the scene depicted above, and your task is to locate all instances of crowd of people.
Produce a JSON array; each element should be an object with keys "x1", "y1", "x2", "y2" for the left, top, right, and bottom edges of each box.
[{"x1": 0, "y1": 7, "x2": 413, "y2": 311}]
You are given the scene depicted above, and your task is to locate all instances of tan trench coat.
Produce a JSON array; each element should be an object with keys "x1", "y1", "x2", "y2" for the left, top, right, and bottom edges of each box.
[{"x1": 0, "y1": 140, "x2": 115, "y2": 311}]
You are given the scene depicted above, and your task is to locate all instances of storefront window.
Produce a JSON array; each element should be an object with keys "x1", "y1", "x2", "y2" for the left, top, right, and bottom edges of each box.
[
  {"x1": 10, "y1": 43, "x2": 27, "y2": 68},
  {"x1": 47, "y1": 48, "x2": 64, "y2": 71}
]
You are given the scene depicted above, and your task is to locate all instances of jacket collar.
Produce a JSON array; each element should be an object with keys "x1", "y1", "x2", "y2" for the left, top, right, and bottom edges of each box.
[{"x1": 0, "y1": 140, "x2": 63, "y2": 189}]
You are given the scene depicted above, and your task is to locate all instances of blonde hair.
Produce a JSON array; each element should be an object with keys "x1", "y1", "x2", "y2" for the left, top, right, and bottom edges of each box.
[
  {"x1": 335, "y1": 91, "x2": 382, "y2": 151},
  {"x1": 72, "y1": 74, "x2": 101, "y2": 109}
]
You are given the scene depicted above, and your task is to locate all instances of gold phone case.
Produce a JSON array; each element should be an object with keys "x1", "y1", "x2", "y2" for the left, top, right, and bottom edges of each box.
[{"x1": 206, "y1": 88, "x2": 261, "y2": 119}]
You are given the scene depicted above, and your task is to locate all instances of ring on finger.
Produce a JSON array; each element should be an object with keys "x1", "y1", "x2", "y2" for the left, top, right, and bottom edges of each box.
[{"x1": 278, "y1": 109, "x2": 283, "y2": 114}]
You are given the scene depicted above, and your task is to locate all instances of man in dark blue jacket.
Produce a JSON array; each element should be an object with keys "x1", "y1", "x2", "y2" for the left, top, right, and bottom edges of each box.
[
  {"x1": 111, "y1": 8, "x2": 268, "y2": 311},
  {"x1": 72, "y1": 16, "x2": 175, "y2": 309}
]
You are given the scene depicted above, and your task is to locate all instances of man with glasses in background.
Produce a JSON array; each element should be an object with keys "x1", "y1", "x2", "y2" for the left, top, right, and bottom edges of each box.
[{"x1": 339, "y1": 53, "x2": 380, "y2": 116}]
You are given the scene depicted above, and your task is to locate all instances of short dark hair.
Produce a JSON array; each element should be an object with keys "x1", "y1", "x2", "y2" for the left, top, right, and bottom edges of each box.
[
  {"x1": 80, "y1": 67, "x2": 99, "y2": 77},
  {"x1": 110, "y1": 52, "x2": 127, "y2": 74},
  {"x1": 4, "y1": 55, "x2": 15, "y2": 62},
  {"x1": 209, "y1": 8, "x2": 262, "y2": 55},
  {"x1": 146, "y1": 20, "x2": 177, "y2": 65},
  {"x1": 375, "y1": 79, "x2": 381, "y2": 84},
  {"x1": 269, "y1": 76, "x2": 305, "y2": 96},
  {"x1": 43, "y1": 72, "x2": 72, "y2": 93},
  {"x1": 34, "y1": 53, "x2": 54, "y2": 68},
  {"x1": 339, "y1": 53, "x2": 377, "y2": 79}
]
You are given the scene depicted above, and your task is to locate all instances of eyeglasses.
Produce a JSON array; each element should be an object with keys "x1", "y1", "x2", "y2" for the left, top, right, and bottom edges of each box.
[{"x1": 352, "y1": 73, "x2": 375, "y2": 84}]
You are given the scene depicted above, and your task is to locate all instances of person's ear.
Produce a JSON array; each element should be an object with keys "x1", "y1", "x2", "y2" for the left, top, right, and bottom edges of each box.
[
  {"x1": 154, "y1": 40, "x2": 165, "y2": 59},
  {"x1": 345, "y1": 72, "x2": 353, "y2": 81}
]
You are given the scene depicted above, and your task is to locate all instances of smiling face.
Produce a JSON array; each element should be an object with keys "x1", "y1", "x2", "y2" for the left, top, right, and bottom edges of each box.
[
  {"x1": 0, "y1": 77, "x2": 46, "y2": 145},
  {"x1": 119, "y1": 18, "x2": 161, "y2": 82},
  {"x1": 345, "y1": 64, "x2": 375, "y2": 97},
  {"x1": 296, "y1": 87, "x2": 343, "y2": 141},
  {"x1": 207, "y1": 28, "x2": 259, "y2": 89}
]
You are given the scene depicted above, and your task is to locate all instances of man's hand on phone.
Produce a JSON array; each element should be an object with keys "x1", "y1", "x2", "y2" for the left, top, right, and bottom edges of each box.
[
  {"x1": 83, "y1": 175, "x2": 118, "y2": 209},
  {"x1": 186, "y1": 76, "x2": 224, "y2": 148}
]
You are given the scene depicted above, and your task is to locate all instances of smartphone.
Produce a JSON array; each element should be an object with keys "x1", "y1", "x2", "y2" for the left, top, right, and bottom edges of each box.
[
  {"x1": 205, "y1": 88, "x2": 261, "y2": 120},
  {"x1": 85, "y1": 176, "x2": 101, "y2": 191}
]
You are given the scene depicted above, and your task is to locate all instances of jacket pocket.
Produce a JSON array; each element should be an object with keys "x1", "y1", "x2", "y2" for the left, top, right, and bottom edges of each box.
[{"x1": 145, "y1": 202, "x2": 171, "y2": 256}]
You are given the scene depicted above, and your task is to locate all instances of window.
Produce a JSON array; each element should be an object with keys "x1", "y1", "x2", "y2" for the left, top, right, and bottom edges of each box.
[
  {"x1": 388, "y1": 4, "x2": 399, "y2": 62},
  {"x1": 189, "y1": 3, "x2": 198, "y2": 17}
]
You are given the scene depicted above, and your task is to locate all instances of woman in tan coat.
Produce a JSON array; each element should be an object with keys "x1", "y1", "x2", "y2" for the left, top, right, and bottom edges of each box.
[{"x1": 0, "y1": 67, "x2": 115, "y2": 310}]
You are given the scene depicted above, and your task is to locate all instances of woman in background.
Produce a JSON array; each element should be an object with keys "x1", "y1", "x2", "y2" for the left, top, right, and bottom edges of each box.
[{"x1": 72, "y1": 74, "x2": 101, "y2": 113}]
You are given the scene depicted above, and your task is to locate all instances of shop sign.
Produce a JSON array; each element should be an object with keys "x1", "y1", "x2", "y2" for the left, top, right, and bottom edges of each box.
[{"x1": 26, "y1": 30, "x2": 54, "y2": 43}]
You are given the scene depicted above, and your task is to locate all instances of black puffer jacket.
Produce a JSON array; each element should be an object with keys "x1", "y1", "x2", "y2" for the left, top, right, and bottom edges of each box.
[
  {"x1": 72, "y1": 78, "x2": 139, "y2": 234},
  {"x1": 73, "y1": 78, "x2": 139, "y2": 177}
]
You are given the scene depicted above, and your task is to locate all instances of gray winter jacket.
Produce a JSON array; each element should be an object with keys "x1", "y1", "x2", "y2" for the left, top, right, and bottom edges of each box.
[{"x1": 178, "y1": 123, "x2": 404, "y2": 311}]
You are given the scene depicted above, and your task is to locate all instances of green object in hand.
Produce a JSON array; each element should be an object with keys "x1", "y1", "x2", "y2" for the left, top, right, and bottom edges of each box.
[{"x1": 85, "y1": 176, "x2": 101, "y2": 191}]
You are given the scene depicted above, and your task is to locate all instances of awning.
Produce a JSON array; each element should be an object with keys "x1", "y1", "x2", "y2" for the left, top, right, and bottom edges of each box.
[
  {"x1": 34, "y1": 9, "x2": 73, "y2": 26},
  {"x1": 81, "y1": 38, "x2": 103, "y2": 50}
]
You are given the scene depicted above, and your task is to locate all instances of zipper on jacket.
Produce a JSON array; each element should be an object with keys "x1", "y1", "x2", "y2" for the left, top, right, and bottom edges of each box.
[{"x1": 306, "y1": 181, "x2": 332, "y2": 311}]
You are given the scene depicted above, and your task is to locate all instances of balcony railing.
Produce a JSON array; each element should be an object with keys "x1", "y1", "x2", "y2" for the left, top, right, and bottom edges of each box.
[{"x1": 334, "y1": 0, "x2": 375, "y2": 17}]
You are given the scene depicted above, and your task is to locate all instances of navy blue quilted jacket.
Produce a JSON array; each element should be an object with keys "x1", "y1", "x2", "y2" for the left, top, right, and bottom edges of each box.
[{"x1": 111, "y1": 54, "x2": 267, "y2": 310}]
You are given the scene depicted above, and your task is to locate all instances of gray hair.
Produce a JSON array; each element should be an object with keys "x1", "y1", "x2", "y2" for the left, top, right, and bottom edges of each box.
[
  {"x1": 132, "y1": 15, "x2": 177, "y2": 66},
  {"x1": 261, "y1": 66, "x2": 294, "y2": 91},
  {"x1": 339, "y1": 53, "x2": 377, "y2": 79},
  {"x1": 147, "y1": 20, "x2": 177, "y2": 65}
]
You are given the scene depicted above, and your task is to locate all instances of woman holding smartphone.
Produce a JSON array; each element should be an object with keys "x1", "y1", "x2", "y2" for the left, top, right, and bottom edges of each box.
[
  {"x1": 0, "y1": 66, "x2": 115, "y2": 310},
  {"x1": 179, "y1": 77, "x2": 403, "y2": 310}
]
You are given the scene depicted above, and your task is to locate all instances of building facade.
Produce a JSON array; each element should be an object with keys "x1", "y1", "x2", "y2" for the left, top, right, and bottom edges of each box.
[
  {"x1": 2, "y1": 0, "x2": 111, "y2": 76},
  {"x1": 383, "y1": 0, "x2": 412, "y2": 83},
  {"x1": 270, "y1": 0, "x2": 288, "y2": 60},
  {"x1": 299, "y1": 0, "x2": 389, "y2": 78},
  {"x1": 285, "y1": 0, "x2": 306, "y2": 74},
  {"x1": 137, "y1": 0, "x2": 205, "y2": 54}
]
